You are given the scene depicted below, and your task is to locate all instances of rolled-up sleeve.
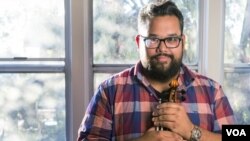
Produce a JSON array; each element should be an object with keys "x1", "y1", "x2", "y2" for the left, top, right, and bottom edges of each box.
[{"x1": 77, "y1": 85, "x2": 113, "y2": 141}]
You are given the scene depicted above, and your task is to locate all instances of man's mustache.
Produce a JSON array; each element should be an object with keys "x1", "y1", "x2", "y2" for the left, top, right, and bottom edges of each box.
[{"x1": 151, "y1": 53, "x2": 174, "y2": 60}]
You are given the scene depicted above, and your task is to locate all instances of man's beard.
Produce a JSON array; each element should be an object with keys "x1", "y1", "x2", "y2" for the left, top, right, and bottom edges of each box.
[{"x1": 142, "y1": 53, "x2": 182, "y2": 83}]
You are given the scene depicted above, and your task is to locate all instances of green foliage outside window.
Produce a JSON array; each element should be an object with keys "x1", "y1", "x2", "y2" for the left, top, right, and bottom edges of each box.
[
  {"x1": 224, "y1": 0, "x2": 250, "y2": 124},
  {"x1": 93, "y1": 0, "x2": 199, "y2": 65}
]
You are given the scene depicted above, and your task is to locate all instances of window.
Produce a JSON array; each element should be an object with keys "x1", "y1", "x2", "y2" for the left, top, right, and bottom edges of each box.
[
  {"x1": 93, "y1": 0, "x2": 200, "y2": 89},
  {"x1": 0, "y1": 0, "x2": 69, "y2": 140},
  {"x1": 224, "y1": 0, "x2": 250, "y2": 124}
]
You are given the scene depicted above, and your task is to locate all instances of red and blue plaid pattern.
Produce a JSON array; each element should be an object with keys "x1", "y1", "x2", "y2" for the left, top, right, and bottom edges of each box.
[{"x1": 77, "y1": 62, "x2": 235, "y2": 141}]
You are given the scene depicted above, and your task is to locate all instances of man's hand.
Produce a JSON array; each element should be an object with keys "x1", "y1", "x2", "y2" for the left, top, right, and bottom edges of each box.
[
  {"x1": 152, "y1": 102, "x2": 194, "y2": 140},
  {"x1": 131, "y1": 127, "x2": 184, "y2": 141}
]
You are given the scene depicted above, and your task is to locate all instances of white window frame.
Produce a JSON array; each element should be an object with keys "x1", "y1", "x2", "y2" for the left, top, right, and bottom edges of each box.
[
  {"x1": 0, "y1": 0, "x2": 72, "y2": 140},
  {"x1": 200, "y1": 0, "x2": 225, "y2": 83}
]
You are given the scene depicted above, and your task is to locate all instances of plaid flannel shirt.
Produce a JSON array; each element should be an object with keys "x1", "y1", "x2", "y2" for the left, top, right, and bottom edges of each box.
[{"x1": 77, "y1": 61, "x2": 235, "y2": 141}]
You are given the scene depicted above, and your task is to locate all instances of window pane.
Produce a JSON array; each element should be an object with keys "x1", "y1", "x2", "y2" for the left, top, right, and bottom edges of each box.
[
  {"x1": 224, "y1": 0, "x2": 250, "y2": 124},
  {"x1": 93, "y1": 0, "x2": 199, "y2": 65},
  {"x1": 94, "y1": 73, "x2": 113, "y2": 92},
  {"x1": 0, "y1": 0, "x2": 65, "y2": 58},
  {"x1": 224, "y1": 0, "x2": 250, "y2": 63},
  {"x1": 223, "y1": 72, "x2": 250, "y2": 124},
  {"x1": 0, "y1": 73, "x2": 66, "y2": 140}
]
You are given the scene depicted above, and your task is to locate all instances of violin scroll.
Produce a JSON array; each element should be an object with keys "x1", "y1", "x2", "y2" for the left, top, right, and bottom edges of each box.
[{"x1": 168, "y1": 79, "x2": 179, "y2": 103}]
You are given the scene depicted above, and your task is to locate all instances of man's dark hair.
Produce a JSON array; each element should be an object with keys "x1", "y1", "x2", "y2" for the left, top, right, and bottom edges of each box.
[{"x1": 138, "y1": 0, "x2": 184, "y2": 34}]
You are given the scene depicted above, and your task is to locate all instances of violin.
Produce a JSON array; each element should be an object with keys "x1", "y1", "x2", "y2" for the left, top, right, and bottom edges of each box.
[{"x1": 156, "y1": 79, "x2": 185, "y2": 131}]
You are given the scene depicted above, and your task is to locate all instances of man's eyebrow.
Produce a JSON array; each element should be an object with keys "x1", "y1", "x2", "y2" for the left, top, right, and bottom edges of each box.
[
  {"x1": 147, "y1": 33, "x2": 180, "y2": 38},
  {"x1": 167, "y1": 33, "x2": 179, "y2": 36},
  {"x1": 147, "y1": 34, "x2": 158, "y2": 37}
]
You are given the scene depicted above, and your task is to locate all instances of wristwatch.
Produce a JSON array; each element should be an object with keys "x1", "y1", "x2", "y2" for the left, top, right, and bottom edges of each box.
[{"x1": 190, "y1": 125, "x2": 202, "y2": 141}]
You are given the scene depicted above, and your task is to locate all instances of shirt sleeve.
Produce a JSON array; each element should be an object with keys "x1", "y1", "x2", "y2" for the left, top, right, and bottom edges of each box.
[
  {"x1": 213, "y1": 85, "x2": 236, "y2": 133},
  {"x1": 77, "y1": 84, "x2": 113, "y2": 141}
]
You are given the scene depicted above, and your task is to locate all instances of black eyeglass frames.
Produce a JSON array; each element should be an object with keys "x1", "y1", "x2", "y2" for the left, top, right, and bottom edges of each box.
[{"x1": 140, "y1": 35, "x2": 182, "y2": 49}]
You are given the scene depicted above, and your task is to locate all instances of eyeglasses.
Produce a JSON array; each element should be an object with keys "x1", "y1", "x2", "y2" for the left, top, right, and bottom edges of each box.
[{"x1": 140, "y1": 35, "x2": 182, "y2": 49}]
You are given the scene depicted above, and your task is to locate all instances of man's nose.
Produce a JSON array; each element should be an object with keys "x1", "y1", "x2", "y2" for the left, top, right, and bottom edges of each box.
[{"x1": 157, "y1": 40, "x2": 169, "y2": 52}]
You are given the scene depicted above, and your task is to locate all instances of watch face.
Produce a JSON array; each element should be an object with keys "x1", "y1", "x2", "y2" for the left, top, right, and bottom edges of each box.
[
  {"x1": 191, "y1": 126, "x2": 201, "y2": 140},
  {"x1": 194, "y1": 128, "x2": 201, "y2": 138}
]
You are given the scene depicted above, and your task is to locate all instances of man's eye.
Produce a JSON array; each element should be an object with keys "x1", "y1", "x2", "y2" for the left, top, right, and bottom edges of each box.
[
  {"x1": 150, "y1": 38, "x2": 158, "y2": 42},
  {"x1": 148, "y1": 38, "x2": 159, "y2": 43},
  {"x1": 166, "y1": 37, "x2": 179, "y2": 42}
]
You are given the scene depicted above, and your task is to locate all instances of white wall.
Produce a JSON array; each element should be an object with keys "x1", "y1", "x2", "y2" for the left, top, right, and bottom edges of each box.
[{"x1": 201, "y1": 0, "x2": 225, "y2": 84}]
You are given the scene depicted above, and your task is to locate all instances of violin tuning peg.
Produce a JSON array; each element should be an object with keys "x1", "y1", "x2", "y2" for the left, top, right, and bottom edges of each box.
[{"x1": 180, "y1": 89, "x2": 186, "y2": 94}]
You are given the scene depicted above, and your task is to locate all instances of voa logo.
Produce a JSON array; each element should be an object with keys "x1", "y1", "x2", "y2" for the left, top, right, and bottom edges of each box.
[{"x1": 226, "y1": 129, "x2": 246, "y2": 136}]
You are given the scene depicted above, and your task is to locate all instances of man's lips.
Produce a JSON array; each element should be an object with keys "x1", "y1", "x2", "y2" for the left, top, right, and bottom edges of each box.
[
  {"x1": 156, "y1": 55, "x2": 171, "y2": 62},
  {"x1": 154, "y1": 55, "x2": 172, "y2": 62}
]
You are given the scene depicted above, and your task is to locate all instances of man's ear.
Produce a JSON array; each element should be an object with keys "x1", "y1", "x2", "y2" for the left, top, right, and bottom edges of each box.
[{"x1": 135, "y1": 35, "x2": 140, "y2": 48}]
